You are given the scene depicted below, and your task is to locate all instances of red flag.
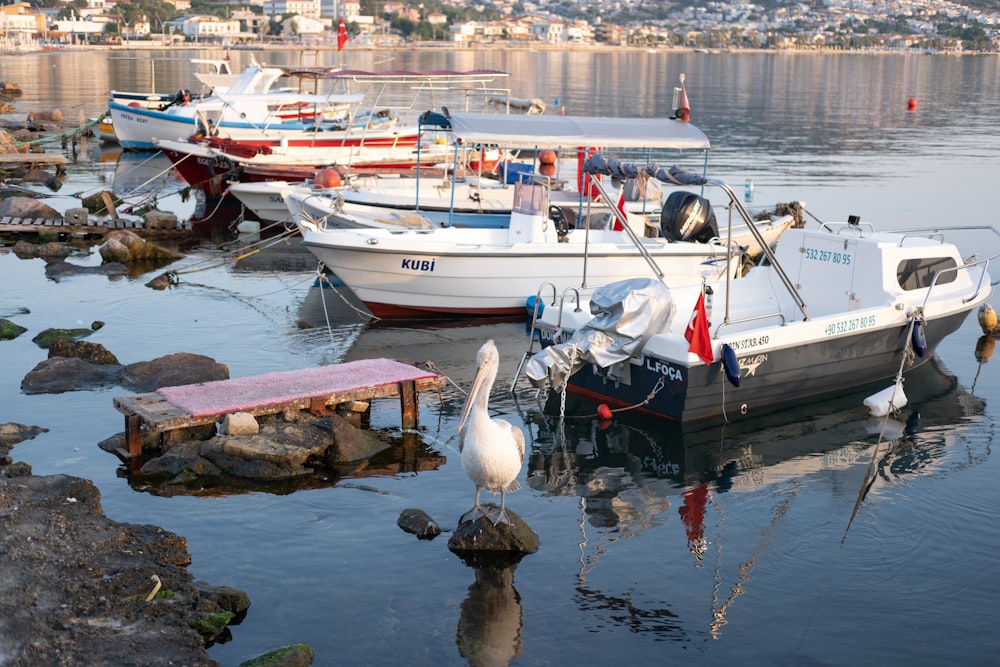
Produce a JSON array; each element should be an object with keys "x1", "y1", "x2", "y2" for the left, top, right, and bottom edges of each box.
[
  {"x1": 613, "y1": 187, "x2": 626, "y2": 231},
  {"x1": 684, "y1": 292, "x2": 713, "y2": 364},
  {"x1": 337, "y1": 17, "x2": 348, "y2": 51},
  {"x1": 676, "y1": 75, "x2": 691, "y2": 122}
]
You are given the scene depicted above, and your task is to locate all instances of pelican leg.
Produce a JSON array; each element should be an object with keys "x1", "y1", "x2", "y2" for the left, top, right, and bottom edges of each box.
[
  {"x1": 490, "y1": 490, "x2": 513, "y2": 526},
  {"x1": 460, "y1": 486, "x2": 487, "y2": 523}
]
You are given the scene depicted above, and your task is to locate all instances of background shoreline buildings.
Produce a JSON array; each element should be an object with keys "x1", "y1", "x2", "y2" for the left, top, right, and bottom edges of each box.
[{"x1": 1, "y1": 0, "x2": 998, "y2": 53}]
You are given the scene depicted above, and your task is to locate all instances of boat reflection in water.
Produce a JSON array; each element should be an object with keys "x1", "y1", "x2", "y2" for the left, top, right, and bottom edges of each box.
[{"x1": 521, "y1": 355, "x2": 986, "y2": 639}]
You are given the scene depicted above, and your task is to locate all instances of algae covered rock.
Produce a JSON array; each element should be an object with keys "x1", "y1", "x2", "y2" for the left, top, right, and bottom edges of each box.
[{"x1": 0, "y1": 318, "x2": 27, "y2": 341}]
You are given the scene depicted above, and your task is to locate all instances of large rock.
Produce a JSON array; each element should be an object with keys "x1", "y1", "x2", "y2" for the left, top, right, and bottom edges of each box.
[
  {"x1": 122, "y1": 353, "x2": 230, "y2": 392},
  {"x1": 0, "y1": 196, "x2": 62, "y2": 220},
  {"x1": 100, "y1": 229, "x2": 181, "y2": 263},
  {"x1": 200, "y1": 420, "x2": 334, "y2": 479},
  {"x1": 144, "y1": 210, "x2": 179, "y2": 231},
  {"x1": 31, "y1": 322, "x2": 103, "y2": 348},
  {"x1": 47, "y1": 338, "x2": 119, "y2": 365},
  {"x1": 20, "y1": 356, "x2": 124, "y2": 394},
  {"x1": 38, "y1": 242, "x2": 72, "y2": 258},
  {"x1": 320, "y1": 412, "x2": 391, "y2": 463},
  {"x1": 0, "y1": 317, "x2": 27, "y2": 340},
  {"x1": 11, "y1": 240, "x2": 39, "y2": 258},
  {"x1": 397, "y1": 508, "x2": 441, "y2": 540},
  {"x1": 239, "y1": 644, "x2": 315, "y2": 667},
  {"x1": 0, "y1": 422, "x2": 49, "y2": 465},
  {"x1": 448, "y1": 510, "x2": 540, "y2": 565},
  {"x1": 0, "y1": 471, "x2": 241, "y2": 665},
  {"x1": 102, "y1": 412, "x2": 398, "y2": 487}
]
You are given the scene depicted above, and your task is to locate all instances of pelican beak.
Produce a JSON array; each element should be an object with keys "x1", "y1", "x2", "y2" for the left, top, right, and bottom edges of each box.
[{"x1": 458, "y1": 361, "x2": 488, "y2": 433}]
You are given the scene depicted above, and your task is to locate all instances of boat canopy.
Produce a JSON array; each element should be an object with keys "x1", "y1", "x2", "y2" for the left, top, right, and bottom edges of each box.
[
  {"x1": 213, "y1": 91, "x2": 366, "y2": 106},
  {"x1": 444, "y1": 111, "x2": 711, "y2": 150},
  {"x1": 320, "y1": 69, "x2": 511, "y2": 84}
]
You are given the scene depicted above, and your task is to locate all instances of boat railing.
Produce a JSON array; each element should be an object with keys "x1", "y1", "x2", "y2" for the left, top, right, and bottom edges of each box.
[
  {"x1": 585, "y1": 176, "x2": 668, "y2": 284},
  {"x1": 713, "y1": 311, "x2": 787, "y2": 338},
  {"x1": 920, "y1": 252, "x2": 998, "y2": 310},
  {"x1": 819, "y1": 219, "x2": 877, "y2": 235},
  {"x1": 582, "y1": 158, "x2": 810, "y2": 323},
  {"x1": 511, "y1": 282, "x2": 569, "y2": 394}
]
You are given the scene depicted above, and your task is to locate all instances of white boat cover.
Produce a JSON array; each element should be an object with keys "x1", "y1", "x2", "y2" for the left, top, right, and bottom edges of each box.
[
  {"x1": 446, "y1": 112, "x2": 711, "y2": 150},
  {"x1": 525, "y1": 278, "x2": 676, "y2": 389}
]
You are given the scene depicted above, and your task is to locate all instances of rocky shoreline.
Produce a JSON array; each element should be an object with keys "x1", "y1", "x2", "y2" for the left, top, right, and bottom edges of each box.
[{"x1": 0, "y1": 423, "x2": 250, "y2": 667}]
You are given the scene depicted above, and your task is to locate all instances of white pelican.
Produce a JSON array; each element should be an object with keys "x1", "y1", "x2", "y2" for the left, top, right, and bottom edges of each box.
[{"x1": 458, "y1": 340, "x2": 525, "y2": 525}]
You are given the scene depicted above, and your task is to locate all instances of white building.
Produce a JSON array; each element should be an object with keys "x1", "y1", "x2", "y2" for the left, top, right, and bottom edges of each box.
[
  {"x1": 282, "y1": 14, "x2": 325, "y2": 37},
  {"x1": 320, "y1": 1, "x2": 360, "y2": 20},
  {"x1": 164, "y1": 15, "x2": 242, "y2": 40},
  {"x1": 263, "y1": 0, "x2": 321, "y2": 20}
]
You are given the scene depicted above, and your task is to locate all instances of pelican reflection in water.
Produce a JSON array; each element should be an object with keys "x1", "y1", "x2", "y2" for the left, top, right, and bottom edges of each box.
[{"x1": 458, "y1": 340, "x2": 525, "y2": 525}]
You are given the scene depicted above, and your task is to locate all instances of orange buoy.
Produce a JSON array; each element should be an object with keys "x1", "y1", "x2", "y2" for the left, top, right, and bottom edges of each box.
[
  {"x1": 538, "y1": 149, "x2": 557, "y2": 165},
  {"x1": 538, "y1": 163, "x2": 557, "y2": 177},
  {"x1": 907, "y1": 98, "x2": 917, "y2": 111},
  {"x1": 597, "y1": 404, "x2": 613, "y2": 420},
  {"x1": 314, "y1": 167, "x2": 342, "y2": 189}
]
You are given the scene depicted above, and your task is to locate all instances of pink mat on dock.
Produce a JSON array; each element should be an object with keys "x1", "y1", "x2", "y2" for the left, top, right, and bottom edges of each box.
[{"x1": 156, "y1": 359, "x2": 436, "y2": 418}]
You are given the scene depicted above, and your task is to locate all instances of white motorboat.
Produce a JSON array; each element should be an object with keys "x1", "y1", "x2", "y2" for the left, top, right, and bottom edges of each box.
[
  {"x1": 296, "y1": 174, "x2": 797, "y2": 317},
  {"x1": 521, "y1": 166, "x2": 1000, "y2": 423},
  {"x1": 110, "y1": 65, "x2": 366, "y2": 150}
]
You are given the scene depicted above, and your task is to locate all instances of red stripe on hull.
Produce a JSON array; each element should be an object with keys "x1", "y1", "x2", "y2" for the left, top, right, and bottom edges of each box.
[{"x1": 363, "y1": 301, "x2": 528, "y2": 319}]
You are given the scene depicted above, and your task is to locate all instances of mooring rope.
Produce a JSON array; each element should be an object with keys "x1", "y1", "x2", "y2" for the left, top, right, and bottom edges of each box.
[{"x1": 12, "y1": 118, "x2": 99, "y2": 148}]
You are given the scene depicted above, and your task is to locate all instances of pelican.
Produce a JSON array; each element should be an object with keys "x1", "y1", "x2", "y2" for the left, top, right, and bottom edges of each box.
[
  {"x1": 978, "y1": 303, "x2": 997, "y2": 335},
  {"x1": 458, "y1": 340, "x2": 525, "y2": 526}
]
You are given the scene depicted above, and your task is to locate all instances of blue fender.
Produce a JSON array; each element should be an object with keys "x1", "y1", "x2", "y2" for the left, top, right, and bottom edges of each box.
[
  {"x1": 722, "y1": 343, "x2": 741, "y2": 387},
  {"x1": 912, "y1": 320, "x2": 927, "y2": 357}
]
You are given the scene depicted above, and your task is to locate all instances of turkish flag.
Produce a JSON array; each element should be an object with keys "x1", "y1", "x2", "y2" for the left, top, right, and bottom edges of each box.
[
  {"x1": 337, "y1": 17, "x2": 348, "y2": 51},
  {"x1": 684, "y1": 292, "x2": 713, "y2": 364}
]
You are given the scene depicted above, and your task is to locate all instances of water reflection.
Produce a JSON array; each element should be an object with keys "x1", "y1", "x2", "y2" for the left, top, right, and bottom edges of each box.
[
  {"x1": 455, "y1": 562, "x2": 524, "y2": 667},
  {"x1": 520, "y1": 355, "x2": 987, "y2": 638}
]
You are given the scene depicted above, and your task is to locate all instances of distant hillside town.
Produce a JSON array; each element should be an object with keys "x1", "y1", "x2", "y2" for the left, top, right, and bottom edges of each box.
[{"x1": 1, "y1": 0, "x2": 998, "y2": 52}]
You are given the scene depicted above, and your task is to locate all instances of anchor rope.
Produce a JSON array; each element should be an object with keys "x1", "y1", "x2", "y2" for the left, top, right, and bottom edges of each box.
[{"x1": 162, "y1": 226, "x2": 300, "y2": 281}]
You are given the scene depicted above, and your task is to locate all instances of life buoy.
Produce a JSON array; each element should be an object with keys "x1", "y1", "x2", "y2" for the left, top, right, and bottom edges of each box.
[{"x1": 722, "y1": 343, "x2": 741, "y2": 387}]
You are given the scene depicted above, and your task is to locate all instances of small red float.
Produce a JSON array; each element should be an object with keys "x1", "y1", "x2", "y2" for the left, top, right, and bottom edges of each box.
[
  {"x1": 597, "y1": 404, "x2": 613, "y2": 420},
  {"x1": 907, "y1": 98, "x2": 917, "y2": 111},
  {"x1": 538, "y1": 149, "x2": 557, "y2": 165},
  {"x1": 314, "y1": 167, "x2": 342, "y2": 189}
]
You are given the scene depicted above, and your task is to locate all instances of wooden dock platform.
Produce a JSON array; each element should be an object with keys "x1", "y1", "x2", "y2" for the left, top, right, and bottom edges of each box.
[
  {"x1": 0, "y1": 216, "x2": 191, "y2": 236},
  {"x1": 113, "y1": 359, "x2": 446, "y2": 459}
]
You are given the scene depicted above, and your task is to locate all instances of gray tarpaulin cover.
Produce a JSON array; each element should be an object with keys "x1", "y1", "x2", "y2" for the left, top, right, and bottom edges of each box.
[{"x1": 525, "y1": 278, "x2": 676, "y2": 389}]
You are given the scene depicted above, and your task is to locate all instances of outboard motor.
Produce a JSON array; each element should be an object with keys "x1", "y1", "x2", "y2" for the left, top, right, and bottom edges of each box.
[{"x1": 660, "y1": 191, "x2": 718, "y2": 243}]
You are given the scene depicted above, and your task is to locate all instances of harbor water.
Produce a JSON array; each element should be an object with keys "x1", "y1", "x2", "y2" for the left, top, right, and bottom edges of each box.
[{"x1": 2, "y1": 49, "x2": 1000, "y2": 666}]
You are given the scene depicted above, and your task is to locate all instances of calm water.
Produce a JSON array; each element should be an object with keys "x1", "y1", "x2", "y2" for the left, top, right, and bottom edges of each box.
[{"x1": 2, "y1": 49, "x2": 1000, "y2": 666}]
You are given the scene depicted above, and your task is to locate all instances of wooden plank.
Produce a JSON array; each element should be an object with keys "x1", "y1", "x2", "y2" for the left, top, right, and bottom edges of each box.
[{"x1": 0, "y1": 154, "x2": 67, "y2": 165}]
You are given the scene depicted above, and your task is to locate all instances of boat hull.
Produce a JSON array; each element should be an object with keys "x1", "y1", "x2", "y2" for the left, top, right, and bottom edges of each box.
[
  {"x1": 159, "y1": 146, "x2": 448, "y2": 198},
  {"x1": 299, "y1": 227, "x2": 734, "y2": 318},
  {"x1": 539, "y1": 308, "x2": 973, "y2": 423},
  {"x1": 110, "y1": 101, "x2": 419, "y2": 151}
]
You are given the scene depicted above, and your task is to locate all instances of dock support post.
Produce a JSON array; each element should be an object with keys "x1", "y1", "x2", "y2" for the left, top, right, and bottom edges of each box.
[
  {"x1": 399, "y1": 380, "x2": 418, "y2": 429},
  {"x1": 125, "y1": 414, "x2": 143, "y2": 458}
]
